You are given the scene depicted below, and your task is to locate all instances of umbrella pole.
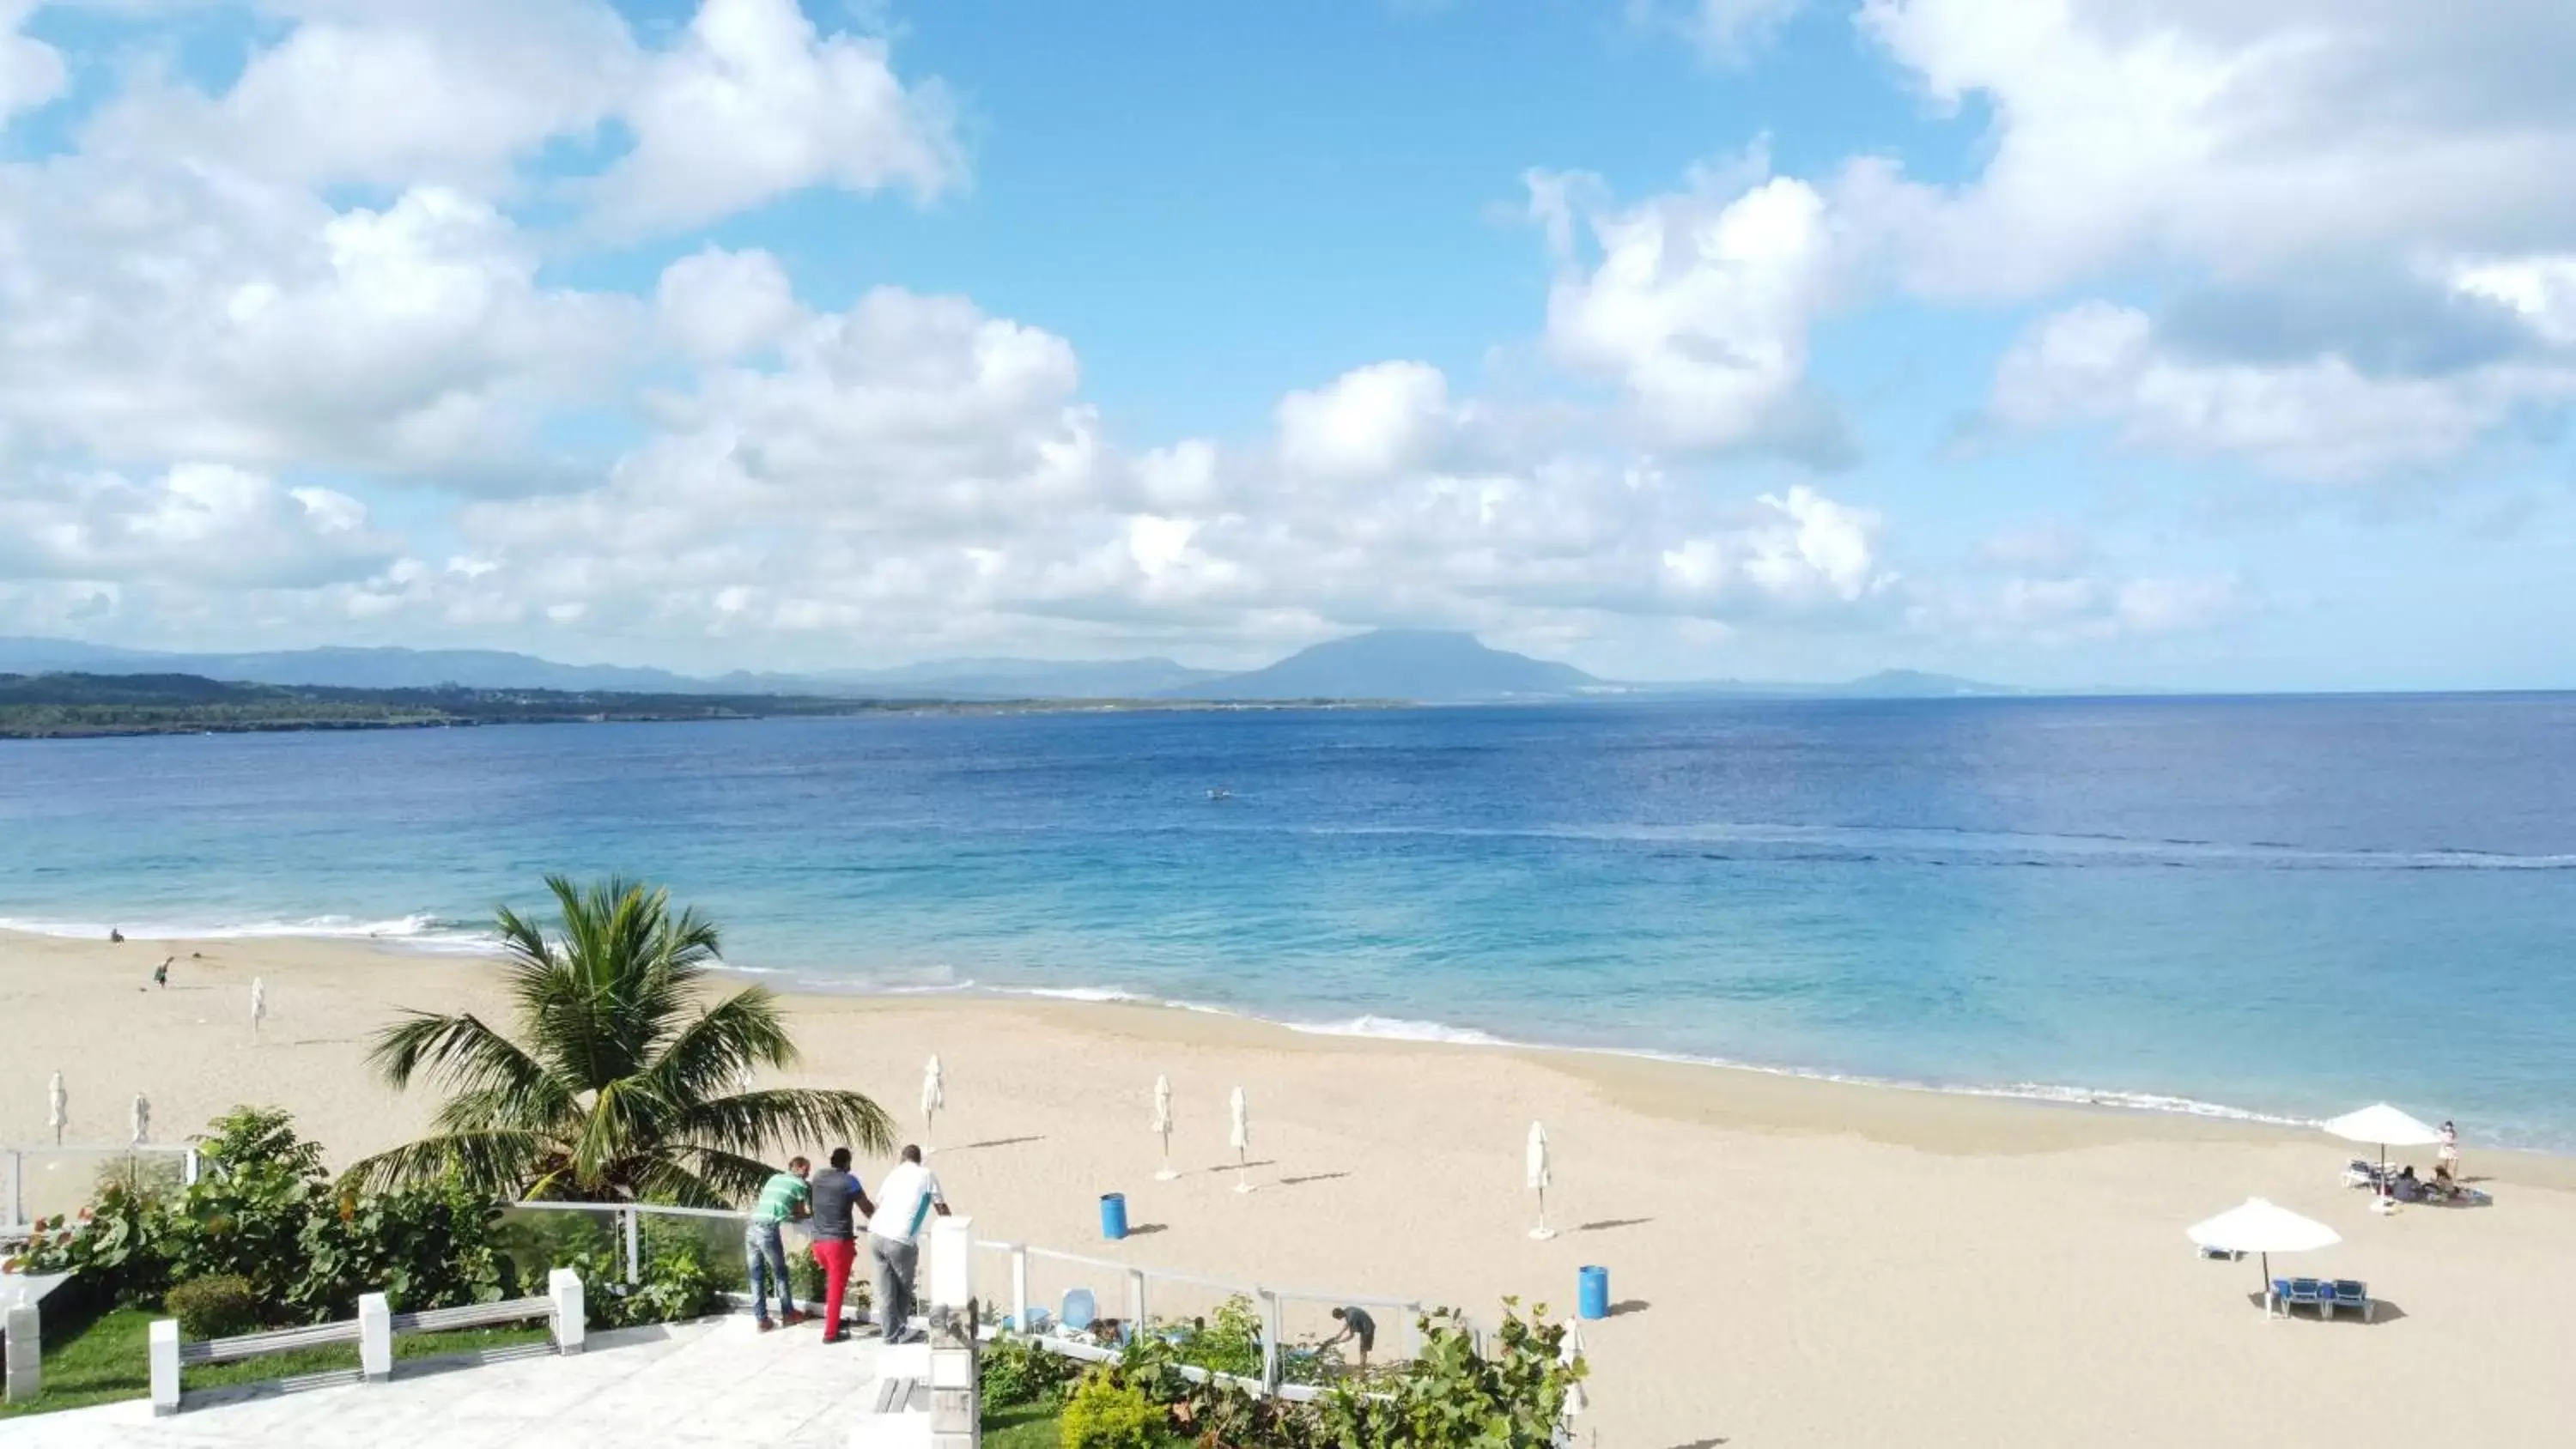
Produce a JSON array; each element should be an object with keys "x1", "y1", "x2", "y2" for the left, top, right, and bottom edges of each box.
[{"x1": 2261, "y1": 1252, "x2": 2271, "y2": 1318}]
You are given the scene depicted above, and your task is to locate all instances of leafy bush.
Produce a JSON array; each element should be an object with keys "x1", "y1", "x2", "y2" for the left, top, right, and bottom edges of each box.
[
  {"x1": 573, "y1": 1217, "x2": 733, "y2": 1331},
  {"x1": 1175, "y1": 1294, "x2": 1265, "y2": 1379},
  {"x1": 981, "y1": 1334, "x2": 1084, "y2": 1409},
  {"x1": 1057, "y1": 1367, "x2": 1162, "y2": 1449},
  {"x1": 165, "y1": 1275, "x2": 260, "y2": 1339},
  {"x1": 13, "y1": 1107, "x2": 507, "y2": 1327},
  {"x1": 1313, "y1": 1301, "x2": 1585, "y2": 1448}
]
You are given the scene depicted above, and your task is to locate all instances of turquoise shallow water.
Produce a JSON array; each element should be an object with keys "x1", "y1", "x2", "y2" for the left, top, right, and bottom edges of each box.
[{"x1": 3, "y1": 696, "x2": 2573, "y2": 1149}]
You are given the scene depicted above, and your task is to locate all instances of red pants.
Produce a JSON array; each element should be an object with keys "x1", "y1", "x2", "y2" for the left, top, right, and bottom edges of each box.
[{"x1": 810, "y1": 1237, "x2": 856, "y2": 1335}]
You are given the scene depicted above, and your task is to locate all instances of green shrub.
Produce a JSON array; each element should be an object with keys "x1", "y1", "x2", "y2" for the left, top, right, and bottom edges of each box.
[
  {"x1": 1057, "y1": 1367, "x2": 1161, "y2": 1449},
  {"x1": 981, "y1": 1334, "x2": 1082, "y2": 1409},
  {"x1": 15, "y1": 1106, "x2": 507, "y2": 1327},
  {"x1": 165, "y1": 1275, "x2": 260, "y2": 1339}
]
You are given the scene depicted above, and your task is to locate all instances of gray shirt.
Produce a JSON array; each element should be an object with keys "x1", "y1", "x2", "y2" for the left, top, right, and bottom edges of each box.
[{"x1": 808, "y1": 1168, "x2": 864, "y2": 1240}]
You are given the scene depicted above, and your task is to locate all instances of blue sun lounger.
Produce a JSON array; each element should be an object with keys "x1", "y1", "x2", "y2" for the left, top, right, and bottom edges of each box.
[
  {"x1": 2331, "y1": 1279, "x2": 2374, "y2": 1323},
  {"x1": 2272, "y1": 1277, "x2": 2332, "y2": 1319}
]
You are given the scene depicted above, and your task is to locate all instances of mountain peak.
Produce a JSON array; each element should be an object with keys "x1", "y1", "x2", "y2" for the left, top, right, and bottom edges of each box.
[{"x1": 1171, "y1": 629, "x2": 1601, "y2": 702}]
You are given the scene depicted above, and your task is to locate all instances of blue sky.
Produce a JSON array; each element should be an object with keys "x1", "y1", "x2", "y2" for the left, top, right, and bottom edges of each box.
[{"x1": 1, "y1": 0, "x2": 2572, "y2": 689}]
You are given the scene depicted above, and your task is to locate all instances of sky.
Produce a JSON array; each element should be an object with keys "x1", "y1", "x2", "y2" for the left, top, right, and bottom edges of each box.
[{"x1": 1, "y1": 1, "x2": 2573, "y2": 690}]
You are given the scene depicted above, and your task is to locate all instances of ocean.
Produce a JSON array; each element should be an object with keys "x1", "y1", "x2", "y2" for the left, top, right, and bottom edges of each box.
[{"x1": 3, "y1": 695, "x2": 2572, "y2": 1149}]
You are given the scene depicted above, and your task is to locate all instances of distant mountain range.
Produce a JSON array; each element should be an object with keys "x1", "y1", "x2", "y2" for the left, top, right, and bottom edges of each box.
[{"x1": 0, "y1": 632, "x2": 2035, "y2": 706}]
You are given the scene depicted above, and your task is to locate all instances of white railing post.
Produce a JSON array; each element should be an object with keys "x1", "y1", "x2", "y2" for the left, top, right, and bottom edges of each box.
[
  {"x1": 548, "y1": 1268, "x2": 586, "y2": 1355},
  {"x1": 149, "y1": 1318, "x2": 182, "y2": 1415},
  {"x1": 1127, "y1": 1269, "x2": 1147, "y2": 1335},
  {"x1": 1406, "y1": 1301, "x2": 1423, "y2": 1360},
  {"x1": 357, "y1": 1292, "x2": 392, "y2": 1382},
  {"x1": 3, "y1": 1303, "x2": 38, "y2": 1404},
  {"x1": 1259, "y1": 1290, "x2": 1283, "y2": 1397},
  {"x1": 182, "y1": 1148, "x2": 200, "y2": 1187},
  {"x1": 1011, "y1": 1245, "x2": 1030, "y2": 1333},
  {"x1": 623, "y1": 1207, "x2": 641, "y2": 1286}
]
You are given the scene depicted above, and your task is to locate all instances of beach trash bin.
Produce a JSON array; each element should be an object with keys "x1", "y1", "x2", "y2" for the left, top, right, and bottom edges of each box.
[
  {"x1": 1577, "y1": 1264, "x2": 1609, "y2": 1320},
  {"x1": 1100, "y1": 1191, "x2": 1129, "y2": 1240}
]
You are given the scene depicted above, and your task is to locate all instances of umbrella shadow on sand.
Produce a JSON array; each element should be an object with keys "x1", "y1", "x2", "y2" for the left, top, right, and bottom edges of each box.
[{"x1": 2245, "y1": 1289, "x2": 2409, "y2": 1324}]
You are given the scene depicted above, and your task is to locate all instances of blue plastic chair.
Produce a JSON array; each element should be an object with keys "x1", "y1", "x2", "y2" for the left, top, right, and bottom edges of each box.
[
  {"x1": 2282, "y1": 1278, "x2": 2330, "y2": 1319},
  {"x1": 1061, "y1": 1288, "x2": 1097, "y2": 1334},
  {"x1": 2332, "y1": 1280, "x2": 2373, "y2": 1323}
]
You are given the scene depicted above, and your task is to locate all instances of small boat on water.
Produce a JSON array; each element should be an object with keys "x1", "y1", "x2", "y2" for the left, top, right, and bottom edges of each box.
[{"x1": 1206, "y1": 787, "x2": 1232, "y2": 801}]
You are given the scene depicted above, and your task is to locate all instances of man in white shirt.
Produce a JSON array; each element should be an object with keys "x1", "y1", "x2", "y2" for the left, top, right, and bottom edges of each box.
[{"x1": 867, "y1": 1143, "x2": 950, "y2": 1342}]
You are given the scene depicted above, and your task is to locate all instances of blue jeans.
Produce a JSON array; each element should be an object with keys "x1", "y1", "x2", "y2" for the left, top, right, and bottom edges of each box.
[{"x1": 744, "y1": 1221, "x2": 793, "y2": 1323}]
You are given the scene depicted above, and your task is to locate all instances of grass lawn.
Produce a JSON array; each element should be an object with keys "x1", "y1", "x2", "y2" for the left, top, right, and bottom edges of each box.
[
  {"x1": 0, "y1": 1306, "x2": 553, "y2": 1418},
  {"x1": 981, "y1": 1400, "x2": 1064, "y2": 1448}
]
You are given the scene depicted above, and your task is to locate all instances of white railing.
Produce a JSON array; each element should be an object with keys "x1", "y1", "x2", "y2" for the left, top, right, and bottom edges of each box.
[
  {"x1": 975, "y1": 1240, "x2": 1427, "y2": 1397},
  {"x1": 149, "y1": 1270, "x2": 583, "y2": 1416},
  {"x1": 501, "y1": 1198, "x2": 1433, "y2": 1396},
  {"x1": 2, "y1": 1144, "x2": 200, "y2": 1239}
]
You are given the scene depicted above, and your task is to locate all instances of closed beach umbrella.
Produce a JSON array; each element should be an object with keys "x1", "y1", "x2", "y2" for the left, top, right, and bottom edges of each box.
[
  {"x1": 131, "y1": 1093, "x2": 150, "y2": 1146},
  {"x1": 921, "y1": 1055, "x2": 944, "y2": 1152},
  {"x1": 47, "y1": 1071, "x2": 66, "y2": 1146},
  {"x1": 1230, "y1": 1086, "x2": 1254, "y2": 1193},
  {"x1": 1526, "y1": 1121, "x2": 1557, "y2": 1240},
  {"x1": 2187, "y1": 1197, "x2": 2340, "y2": 1299},
  {"x1": 2323, "y1": 1103, "x2": 2443, "y2": 1196},
  {"x1": 1152, "y1": 1075, "x2": 1177, "y2": 1180}
]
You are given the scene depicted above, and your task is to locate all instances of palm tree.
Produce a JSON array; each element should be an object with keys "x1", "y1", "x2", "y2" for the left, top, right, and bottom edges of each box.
[{"x1": 347, "y1": 876, "x2": 892, "y2": 1206}]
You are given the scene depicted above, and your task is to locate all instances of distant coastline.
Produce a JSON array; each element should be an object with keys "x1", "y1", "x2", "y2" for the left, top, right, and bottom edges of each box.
[{"x1": 0, "y1": 671, "x2": 1406, "y2": 740}]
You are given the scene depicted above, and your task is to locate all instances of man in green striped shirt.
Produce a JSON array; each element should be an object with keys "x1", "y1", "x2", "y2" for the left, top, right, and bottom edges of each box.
[{"x1": 746, "y1": 1156, "x2": 811, "y2": 1331}]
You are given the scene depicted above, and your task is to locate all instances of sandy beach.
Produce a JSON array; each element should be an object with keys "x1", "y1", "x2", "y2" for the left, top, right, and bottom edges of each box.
[{"x1": 5, "y1": 929, "x2": 2573, "y2": 1447}]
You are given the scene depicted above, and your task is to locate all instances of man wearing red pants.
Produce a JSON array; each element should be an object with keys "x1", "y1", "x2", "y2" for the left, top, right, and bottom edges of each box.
[{"x1": 805, "y1": 1147, "x2": 875, "y2": 1343}]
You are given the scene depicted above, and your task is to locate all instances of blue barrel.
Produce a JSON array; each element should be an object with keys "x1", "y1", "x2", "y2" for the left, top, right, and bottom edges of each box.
[
  {"x1": 1100, "y1": 1191, "x2": 1129, "y2": 1240},
  {"x1": 1577, "y1": 1264, "x2": 1609, "y2": 1320}
]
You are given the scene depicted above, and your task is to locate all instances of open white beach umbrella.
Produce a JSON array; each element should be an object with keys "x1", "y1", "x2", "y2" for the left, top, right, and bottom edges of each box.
[
  {"x1": 2187, "y1": 1197, "x2": 2340, "y2": 1295},
  {"x1": 920, "y1": 1055, "x2": 944, "y2": 1152},
  {"x1": 251, "y1": 977, "x2": 267, "y2": 1040},
  {"x1": 2323, "y1": 1103, "x2": 2442, "y2": 1192},
  {"x1": 47, "y1": 1071, "x2": 66, "y2": 1146},
  {"x1": 1526, "y1": 1121, "x2": 1556, "y2": 1240},
  {"x1": 131, "y1": 1093, "x2": 150, "y2": 1146},
  {"x1": 1230, "y1": 1086, "x2": 1253, "y2": 1193},
  {"x1": 1152, "y1": 1075, "x2": 1177, "y2": 1180}
]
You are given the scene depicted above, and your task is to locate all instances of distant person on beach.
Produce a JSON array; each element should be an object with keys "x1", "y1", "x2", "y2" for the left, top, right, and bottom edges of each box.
[
  {"x1": 153, "y1": 956, "x2": 171, "y2": 989},
  {"x1": 2439, "y1": 1120, "x2": 2461, "y2": 1179},
  {"x1": 806, "y1": 1148, "x2": 874, "y2": 1343},
  {"x1": 747, "y1": 1156, "x2": 811, "y2": 1331},
  {"x1": 1325, "y1": 1306, "x2": 1377, "y2": 1371},
  {"x1": 867, "y1": 1144, "x2": 950, "y2": 1343},
  {"x1": 108, "y1": 927, "x2": 123, "y2": 943}
]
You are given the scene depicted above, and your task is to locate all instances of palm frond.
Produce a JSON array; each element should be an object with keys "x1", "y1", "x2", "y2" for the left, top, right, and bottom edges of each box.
[
  {"x1": 368, "y1": 1009, "x2": 562, "y2": 1109},
  {"x1": 670, "y1": 1088, "x2": 896, "y2": 1161},
  {"x1": 645, "y1": 988, "x2": 798, "y2": 1108},
  {"x1": 341, "y1": 1128, "x2": 552, "y2": 1199}
]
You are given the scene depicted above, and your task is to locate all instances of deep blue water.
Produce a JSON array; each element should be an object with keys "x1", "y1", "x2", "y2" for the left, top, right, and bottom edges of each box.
[{"x1": 3, "y1": 697, "x2": 2573, "y2": 1148}]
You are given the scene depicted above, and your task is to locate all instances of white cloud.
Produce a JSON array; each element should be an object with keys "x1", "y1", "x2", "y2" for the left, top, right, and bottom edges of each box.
[
  {"x1": 589, "y1": 0, "x2": 962, "y2": 235},
  {"x1": 1908, "y1": 558, "x2": 2248, "y2": 645},
  {"x1": 0, "y1": 0, "x2": 64, "y2": 125},
  {"x1": 1990, "y1": 300, "x2": 2576, "y2": 481},
  {"x1": 656, "y1": 246, "x2": 801, "y2": 363},
  {"x1": 75, "y1": 0, "x2": 958, "y2": 234},
  {"x1": 1632, "y1": 0, "x2": 1807, "y2": 64},
  {"x1": 0, "y1": 168, "x2": 641, "y2": 482},
  {"x1": 82, "y1": 0, "x2": 635, "y2": 192},
  {"x1": 1530, "y1": 161, "x2": 1848, "y2": 458},
  {"x1": 0, "y1": 462, "x2": 397, "y2": 589},
  {"x1": 1846, "y1": 0, "x2": 2576, "y2": 298},
  {"x1": 2451, "y1": 255, "x2": 2576, "y2": 347},
  {"x1": 1275, "y1": 361, "x2": 1454, "y2": 482}
]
